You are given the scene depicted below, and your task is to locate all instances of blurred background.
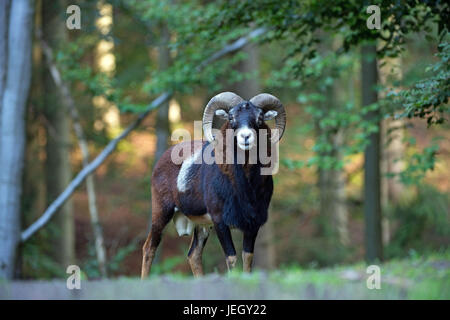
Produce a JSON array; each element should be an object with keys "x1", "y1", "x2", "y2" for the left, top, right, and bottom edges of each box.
[{"x1": 0, "y1": 0, "x2": 448, "y2": 290}]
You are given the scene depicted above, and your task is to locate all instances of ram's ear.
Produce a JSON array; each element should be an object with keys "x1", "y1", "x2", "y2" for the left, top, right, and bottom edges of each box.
[
  {"x1": 263, "y1": 110, "x2": 278, "y2": 120},
  {"x1": 215, "y1": 109, "x2": 229, "y2": 119}
]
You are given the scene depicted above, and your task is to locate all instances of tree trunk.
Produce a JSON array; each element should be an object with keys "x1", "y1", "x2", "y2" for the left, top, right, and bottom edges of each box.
[
  {"x1": 314, "y1": 38, "x2": 349, "y2": 247},
  {"x1": 379, "y1": 56, "x2": 405, "y2": 245},
  {"x1": 316, "y1": 71, "x2": 349, "y2": 246},
  {"x1": 43, "y1": 0, "x2": 75, "y2": 268},
  {"x1": 361, "y1": 44, "x2": 383, "y2": 262},
  {"x1": 232, "y1": 43, "x2": 276, "y2": 269},
  {"x1": 96, "y1": 1, "x2": 120, "y2": 134},
  {"x1": 380, "y1": 118, "x2": 405, "y2": 245},
  {"x1": 0, "y1": 0, "x2": 34, "y2": 279},
  {"x1": 332, "y1": 154, "x2": 348, "y2": 245},
  {"x1": 317, "y1": 129, "x2": 349, "y2": 245}
]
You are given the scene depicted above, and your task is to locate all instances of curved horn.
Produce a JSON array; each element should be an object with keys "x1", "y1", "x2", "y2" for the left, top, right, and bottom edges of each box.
[
  {"x1": 250, "y1": 93, "x2": 286, "y2": 142},
  {"x1": 202, "y1": 92, "x2": 244, "y2": 142}
]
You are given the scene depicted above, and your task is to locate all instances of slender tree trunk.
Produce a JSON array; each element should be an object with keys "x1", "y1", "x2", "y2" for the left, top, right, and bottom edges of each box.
[
  {"x1": 361, "y1": 44, "x2": 383, "y2": 262},
  {"x1": 232, "y1": 44, "x2": 276, "y2": 269},
  {"x1": 380, "y1": 118, "x2": 405, "y2": 245},
  {"x1": 43, "y1": 0, "x2": 75, "y2": 268},
  {"x1": 0, "y1": 0, "x2": 34, "y2": 279},
  {"x1": 332, "y1": 148, "x2": 348, "y2": 245},
  {"x1": 317, "y1": 130, "x2": 349, "y2": 245},
  {"x1": 96, "y1": 1, "x2": 120, "y2": 134},
  {"x1": 316, "y1": 82, "x2": 349, "y2": 246},
  {"x1": 383, "y1": 119, "x2": 405, "y2": 203},
  {"x1": 380, "y1": 56, "x2": 405, "y2": 245},
  {"x1": 314, "y1": 38, "x2": 349, "y2": 247}
]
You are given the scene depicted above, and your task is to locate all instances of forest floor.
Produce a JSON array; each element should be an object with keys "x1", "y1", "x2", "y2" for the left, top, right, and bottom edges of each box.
[{"x1": 1, "y1": 252, "x2": 448, "y2": 299}]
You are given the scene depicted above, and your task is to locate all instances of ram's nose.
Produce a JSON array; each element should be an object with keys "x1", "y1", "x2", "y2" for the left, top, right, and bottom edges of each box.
[
  {"x1": 239, "y1": 131, "x2": 251, "y2": 142},
  {"x1": 236, "y1": 127, "x2": 255, "y2": 150}
]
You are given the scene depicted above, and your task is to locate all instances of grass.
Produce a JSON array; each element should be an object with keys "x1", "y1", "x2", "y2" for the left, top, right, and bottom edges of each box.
[
  {"x1": 1, "y1": 251, "x2": 448, "y2": 299},
  {"x1": 136, "y1": 250, "x2": 450, "y2": 299}
]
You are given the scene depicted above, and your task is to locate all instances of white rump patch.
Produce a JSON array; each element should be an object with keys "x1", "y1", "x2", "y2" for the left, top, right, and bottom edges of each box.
[{"x1": 177, "y1": 148, "x2": 201, "y2": 192}]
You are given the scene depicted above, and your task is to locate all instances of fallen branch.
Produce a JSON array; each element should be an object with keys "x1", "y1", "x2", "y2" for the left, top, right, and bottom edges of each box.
[
  {"x1": 38, "y1": 30, "x2": 108, "y2": 278},
  {"x1": 21, "y1": 27, "x2": 267, "y2": 242}
]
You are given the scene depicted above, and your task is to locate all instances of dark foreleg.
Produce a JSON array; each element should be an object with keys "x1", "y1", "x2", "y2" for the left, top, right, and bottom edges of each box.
[
  {"x1": 214, "y1": 221, "x2": 237, "y2": 271},
  {"x1": 242, "y1": 229, "x2": 259, "y2": 272}
]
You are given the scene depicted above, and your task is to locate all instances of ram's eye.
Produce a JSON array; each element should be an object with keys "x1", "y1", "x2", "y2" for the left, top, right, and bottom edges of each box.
[{"x1": 257, "y1": 114, "x2": 263, "y2": 125}]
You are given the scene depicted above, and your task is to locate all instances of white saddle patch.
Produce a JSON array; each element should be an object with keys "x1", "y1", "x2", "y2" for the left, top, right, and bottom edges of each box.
[{"x1": 176, "y1": 148, "x2": 201, "y2": 192}]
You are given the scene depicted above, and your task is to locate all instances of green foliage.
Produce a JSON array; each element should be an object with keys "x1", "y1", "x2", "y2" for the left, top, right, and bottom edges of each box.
[
  {"x1": 386, "y1": 185, "x2": 450, "y2": 259},
  {"x1": 280, "y1": 50, "x2": 381, "y2": 171},
  {"x1": 397, "y1": 139, "x2": 441, "y2": 185},
  {"x1": 213, "y1": 0, "x2": 449, "y2": 76},
  {"x1": 21, "y1": 241, "x2": 65, "y2": 279},
  {"x1": 120, "y1": 0, "x2": 253, "y2": 98},
  {"x1": 56, "y1": 37, "x2": 146, "y2": 113},
  {"x1": 56, "y1": 0, "x2": 259, "y2": 116},
  {"x1": 21, "y1": 226, "x2": 67, "y2": 279},
  {"x1": 107, "y1": 241, "x2": 138, "y2": 275},
  {"x1": 82, "y1": 240, "x2": 138, "y2": 279},
  {"x1": 391, "y1": 41, "x2": 450, "y2": 125},
  {"x1": 211, "y1": 0, "x2": 448, "y2": 180},
  {"x1": 62, "y1": 0, "x2": 448, "y2": 178},
  {"x1": 150, "y1": 255, "x2": 185, "y2": 276},
  {"x1": 82, "y1": 245, "x2": 104, "y2": 279}
]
